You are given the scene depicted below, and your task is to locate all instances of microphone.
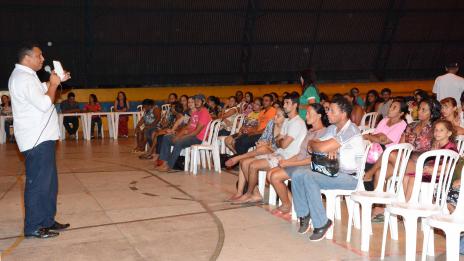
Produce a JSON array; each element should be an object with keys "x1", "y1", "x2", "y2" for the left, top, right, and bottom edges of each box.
[{"x1": 44, "y1": 65, "x2": 52, "y2": 74}]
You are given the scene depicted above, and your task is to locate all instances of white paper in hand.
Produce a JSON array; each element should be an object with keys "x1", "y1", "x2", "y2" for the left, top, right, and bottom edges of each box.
[{"x1": 53, "y1": 60, "x2": 65, "y2": 80}]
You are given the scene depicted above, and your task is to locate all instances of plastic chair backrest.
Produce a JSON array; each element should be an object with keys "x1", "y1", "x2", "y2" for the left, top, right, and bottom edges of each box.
[
  {"x1": 409, "y1": 149, "x2": 460, "y2": 208},
  {"x1": 360, "y1": 112, "x2": 378, "y2": 129},
  {"x1": 452, "y1": 164, "x2": 464, "y2": 218},
  {"x1": 375, "y1": 143, "x2": 414, "y2": 195},
  {"x1": 137, "y1": 105, "x2": 143, "y2": 111},
  {"x1": 202, "y1": 119, "x2": 221, "y2": 145},
  {"x1": 456, "y1": 135, "x2": 464, "y2": 156},
  {"x1": 110, "y1": 106, "x2": 114, "y2": 112},
  {"x1": 230, "y1": 114, "x2": 245, "y2": 135},
  {"x1": 355, "y1": 140, "x2": 373, "y2": 190},
  {"x1": 161, "y1": 104, "x2": 171, "y2": 112}
]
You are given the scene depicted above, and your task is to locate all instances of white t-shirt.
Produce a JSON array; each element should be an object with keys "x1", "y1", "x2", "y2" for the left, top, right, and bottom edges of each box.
[
  {"x1": 432, "y1": 73, "x2": 464, "y2": 103},
  {"x1": 319, "y1": 120, "x2": 364, "y2": 174},
  {"x1": 274, "y1": 115, "x2": 307, "y2": 159},
  {"x1": 8, "y1": 64, "x2": 60, "y2": 152}
]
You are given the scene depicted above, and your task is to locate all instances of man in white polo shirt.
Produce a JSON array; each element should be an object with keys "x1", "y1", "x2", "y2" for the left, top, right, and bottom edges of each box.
[
  {"x1": 8, "y1": 43, "x2": 71, "y2": 238},
  {"x1": 433, "y1": 62, "x2": 464, "y2": 103}
]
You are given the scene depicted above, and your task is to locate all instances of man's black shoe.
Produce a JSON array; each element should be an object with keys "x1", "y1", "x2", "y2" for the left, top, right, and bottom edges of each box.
[
  {"x1": 309, "y1": 219, "x2": 332, "y2": 241},
  {"x1": 47, "y1": 221, "x2": 70, "y2": 231},
  {"x1": 25, "y1": 228, "x2": 59, "y2": 239},
  {"x1": 298, "y1": 214, "x2": 311, "y2": 234}
]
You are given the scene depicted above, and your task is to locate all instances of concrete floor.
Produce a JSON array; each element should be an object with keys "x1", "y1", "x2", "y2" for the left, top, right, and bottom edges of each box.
[{"x1": 0, "y1": 138, "x2": 458, "y2": 260}]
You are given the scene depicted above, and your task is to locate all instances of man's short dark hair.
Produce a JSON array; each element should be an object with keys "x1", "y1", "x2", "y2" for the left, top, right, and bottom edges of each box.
[
  {"x1": 381, "y1": 88, "x2": 391, "y2": 95},
  {"x1": 142, "y1": 99, "x2": 155, "y2": 106},
  {"x1": 283, "y1": 92, "x2": 300, "y2": 106},
  {"x1": 17, "y1": 43, "x2": 40, "y2": 63},
  {"x1": 331, "y1": 96, "x2": 353, "y2": 118},
  {"x1": 67, "y1": 92, "x2": 75, "y2": 98},
  {"x1": 263, "y1": 94, "x2": 274, "y2": 102}
]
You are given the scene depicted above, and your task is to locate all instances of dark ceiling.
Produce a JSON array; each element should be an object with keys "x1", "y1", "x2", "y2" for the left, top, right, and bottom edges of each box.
[{"x1": 1, "y1": 0, "x2": 464, "y2": 89}]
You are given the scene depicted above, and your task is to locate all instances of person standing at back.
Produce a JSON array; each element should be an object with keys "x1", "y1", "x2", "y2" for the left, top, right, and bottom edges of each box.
[
  {"x1": 298, "y1": 69, "x2": 320, "y2": 120},
  {"x1": 433, "y1": 62, "x2": 464, "y2": 103}
]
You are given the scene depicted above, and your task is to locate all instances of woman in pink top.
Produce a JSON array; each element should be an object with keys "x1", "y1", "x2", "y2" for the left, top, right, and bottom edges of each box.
[{"x1": 363, "y1": 98, "x2": 409, "y2": 183}]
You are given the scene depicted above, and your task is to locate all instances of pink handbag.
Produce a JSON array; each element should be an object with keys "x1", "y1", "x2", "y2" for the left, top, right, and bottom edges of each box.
[{"x1": 366, "y1": 143, "x2": 384, "y2": 164}]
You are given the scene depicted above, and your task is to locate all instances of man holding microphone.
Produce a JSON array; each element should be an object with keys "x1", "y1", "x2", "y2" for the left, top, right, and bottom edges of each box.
[{"x1": 8, "y1": 43, "x2": 71, "y2": 238}]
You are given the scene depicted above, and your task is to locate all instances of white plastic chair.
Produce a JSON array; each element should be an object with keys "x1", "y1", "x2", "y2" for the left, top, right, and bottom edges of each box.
[
  {"x1": 188, "y1": 120, "x2": 222, "y2": 175},
  {"x1": 380, "y1": 149, "x2": 460, "y2": 260},
  {"x1": 321, "y1": 140, "x2": 371, "y2": 240},
  {"x1": 182, "y1": 120, "x2": 213, "y2": 173},
  {"x1": 359, "y1": 112, "x2": 378, "y2": 131},
  {"x1": 219, "y1": 114, "x2": 245, "y2": 155},
  {"x1": 110, "y1": 106, "x2": 114, "y2": 112},
  {"x1": 348, "y1": 143, "x2": 414, "y2": 252},
  {"x1": 456, "y1": 135, "x2": 464, "y2": 156},
  {"x1": 257, "y1": 171, "x2": 297, "y2": 220},
  {"x1": 137, "y1": 104, "x2": 143, "y2": 111},
  {"x1": 421, "y1": 164, "x2": 464, "y2": 261}
]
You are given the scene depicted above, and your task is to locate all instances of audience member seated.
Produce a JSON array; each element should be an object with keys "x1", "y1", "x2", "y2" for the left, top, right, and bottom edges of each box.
[
  {"x1": 1, "y1": 95, "x2": 14, "y2": 143},
  {"x1": 230, "y1": 93, "x2": 307, "y2": 204},
  {"x1": 218, "y1": 96, "x2": 239, "y2": 136},
  {"x1": 139, "y1": 102, "x2": 185, "y2": 160},
  {"x1": 343, "y1": 93, "x2": 364, "y2": 126},
  {"x1": 180, "y1": 95, "x2": 189, "y2": 114},
  {"x1": 239, "y1": 92, "x2": 254, "y2": 115},
  {"x1": 225, "y1": 94, "x2": 276, "y2": 156},
  {"x1": 364, "y1": 90, "x2": 381, "y2": 113},
  {"x1": 440, "y1": 97, "x2": 464, "y2": 135},
  {"x1": 133, "y1": 99, "x2": 160, "y2": 152},
  {"x1": 350, "y1": 87, "x2": 365, "y2": 107},
  {"x1": 266, "y1": 103, "x2": 330, "y2": 216},
  {"x1": 114, "y1": 91, "x2": 130, "y2": 138},
  {"x1": 377, "y1": 88, "x2": 392, "y2": 119},
  {"x1": 150, "y1": 97, "x2": 196, "y2": 165},
  {"x1": 235, "y1": 91, "x2": 244, "y2": 105},
  {"x1": 291, "y1": 96, "x2": 364, "y2": 240},
  {"x1": 224, "y1": 107, "x2": 286, "y2": 196},
  {"x1": 156, "y1": 94, "x2": 211, "y2": 172},
  {"x1": 60, "y1": 92, "x2": 81, "y2": 139},
  {"x1": 364, "y1": 98, "x2": 440, "y2": 221},
  {"x1": 362, "y1": 98, "x2": 408, "y2": 190},
  {"x1": 207, "y1": 96, "x2": 222, "y2": 119},
  {"x1": 402, "y1": 119, "x2": 457, "y2": 201},
  {"x1": 83, "y1": 94, "x2": 102, "y2": 139},
  {"x1": 299, "y1": 69, "x2": 320, "y2": 120}
]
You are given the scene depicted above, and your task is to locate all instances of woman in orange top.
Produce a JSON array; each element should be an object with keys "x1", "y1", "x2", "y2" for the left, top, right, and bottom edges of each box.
[{"x1": 84, "y1": 94, "x2": 102, "y2": 139}]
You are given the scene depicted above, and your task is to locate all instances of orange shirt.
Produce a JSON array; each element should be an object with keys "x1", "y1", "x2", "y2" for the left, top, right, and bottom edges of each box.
[{"x1": 257, "y1": 107, "x2": 277, "y2": 131}]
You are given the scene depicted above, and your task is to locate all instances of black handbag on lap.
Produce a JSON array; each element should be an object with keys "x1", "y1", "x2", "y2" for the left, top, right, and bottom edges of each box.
[{"x1": 310, "y1": 152, "x2": 339, "y2": 177}]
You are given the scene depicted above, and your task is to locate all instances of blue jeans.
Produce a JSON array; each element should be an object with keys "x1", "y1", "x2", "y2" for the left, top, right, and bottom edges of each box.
[
  {"x1": 159, "y1": 134, "x2": 201, "y2": 168},
  {"x1": 22, "y1": 140, "x2": 58, "y2": 234},
  {"x1": 292, "y1": 168, "x2": 357, "y2": 228}
]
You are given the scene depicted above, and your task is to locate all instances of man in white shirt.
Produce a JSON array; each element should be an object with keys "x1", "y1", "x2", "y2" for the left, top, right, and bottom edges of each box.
[
  {"x1": 8, "y1": 44, "x2": 71, "y2": 239},
  {"x1": 291, "y1": 96, "x2": 364, "y2": 241},
  {"x1": 232, "y1": 92, "x2": 307, "y2": 204},
  {"x1": 433, "y1": 62, "x2": 464, "y2": 103}
]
